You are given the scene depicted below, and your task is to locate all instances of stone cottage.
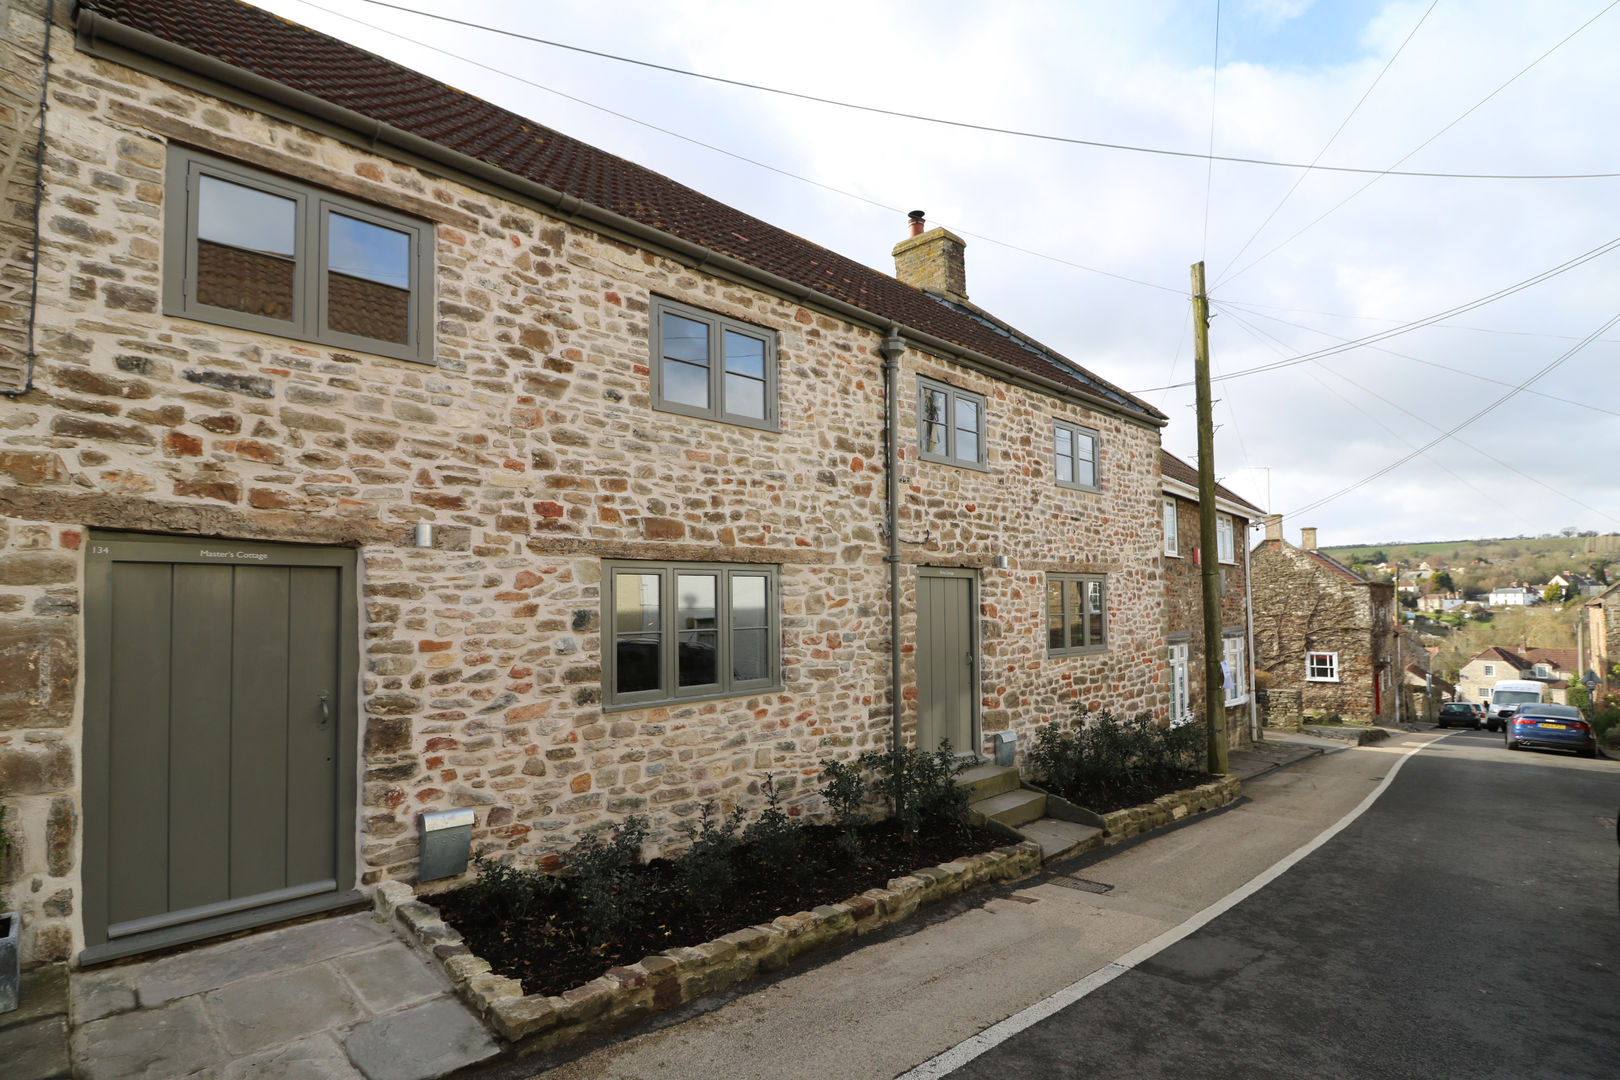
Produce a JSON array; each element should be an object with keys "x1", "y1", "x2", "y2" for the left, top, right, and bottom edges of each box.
[
  {"x1": 0, "y1": 0, "x2": 1171, "y2": 970},
  {"x1": 1586, "y1": 581, "x2": 1620, "y2": 693},
  {"x1": 1159, "y1": 450, "x2": 1261, "y2": 747},
  {"x1": 1456, "y1": 646, "x2": 1573, "y2": 706},
  {"x1": 1250, "y1": 517, "x2": 1397, "y2": 725}
]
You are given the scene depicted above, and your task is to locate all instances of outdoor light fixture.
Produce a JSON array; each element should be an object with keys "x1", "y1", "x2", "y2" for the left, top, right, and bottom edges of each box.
[
  {"x1": 414, "y1": 521, "x2": 433, "y2": 548},
  {"x1": 992, "y1": 554, "x2": 1010, "y2": 569}
]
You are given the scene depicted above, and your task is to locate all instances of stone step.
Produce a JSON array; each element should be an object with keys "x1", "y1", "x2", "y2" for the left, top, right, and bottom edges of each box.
[
  {"x1": 1019, "y1": 817, "x2": 1104, "y2": 862},
  {"x1": 957, "y1": 763, "x2": 1022, "y2": 803},
  {"x1": 972, "y1": 788, "x2": 1047, "y2": 829}
]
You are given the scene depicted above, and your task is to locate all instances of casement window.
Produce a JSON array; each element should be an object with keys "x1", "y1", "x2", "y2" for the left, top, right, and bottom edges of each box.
[
  {"x1": 1163, "y1": 498, "x2": 1180, "y2": 557},
  {"x1": 1223, "y1": 634, "x2": 1248, "y2": 705},
  {"x1": 1482, "y1": 663, "x2": 1495, "y2": 678},
  {"x1": 1168, "y1": 642, "x2": 1191, "y2": 726},
  {"x1": 650, "y1": 297, "x2": 777, "y2": 429},
  {"x1": 603, "y1": 561, "x2": 780, "y2": 708},
  {"x1": 164, "y1": 147, "x2": 433, "y2": 364},
  {"x1": 1305, "y1": 651, "x2": 1340, "y2": 682},
  {"x1": 1216, "y1": 514, "x2": 1235, "y2": 564},
  {"x1": 918, "y1": 376, "x2": 987, "y2": 468},
  {"x1": 1053, "y1": 420, "x2": 1099, "y2": 491},
  {"x1": 1046, "y1": 574, "x2": 1107, "y2": 655},
  {"x1": 1533, "y1": 663, "x2": 1550, "y2": 677}
]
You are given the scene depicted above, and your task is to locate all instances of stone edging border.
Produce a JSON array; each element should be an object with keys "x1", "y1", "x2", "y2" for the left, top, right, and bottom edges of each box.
[{"x1": 371, "y1": 774, "x2": 1241, "y2": 1054}]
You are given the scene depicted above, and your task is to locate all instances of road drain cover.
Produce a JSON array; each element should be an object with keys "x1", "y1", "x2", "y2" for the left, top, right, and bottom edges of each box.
[{"x1": 1052, "y1": 876, "x2": 1113, "y2": 894}]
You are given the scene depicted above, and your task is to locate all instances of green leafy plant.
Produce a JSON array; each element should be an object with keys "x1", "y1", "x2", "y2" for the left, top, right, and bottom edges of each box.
[
  {"x1": 567, "y1": 815, "x2": 650, "y2": 951},
  {"x1": 742, "y1": 774, "x2": 805, "y2": 885},
  {"x1": 1026, "y1": 706, "x2": 1205, "y2": 810},
  {"x1": 859, "y1": 741, "x2": 971, "y2": 842},
  {"x1": 674, "y1": 802, "x2": 746, "y2": 915},
  {"x1": 818, "y1": 755, "x2": 870, "y2": 860},
  {"x1": 462, "y1": 850, "x2": 563, "y2": 925}
]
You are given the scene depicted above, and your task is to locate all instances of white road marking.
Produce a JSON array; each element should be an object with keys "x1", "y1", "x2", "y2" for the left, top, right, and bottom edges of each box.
[{"x1": 895, "y1": 736, "x2": 1438, "y2": 1079}]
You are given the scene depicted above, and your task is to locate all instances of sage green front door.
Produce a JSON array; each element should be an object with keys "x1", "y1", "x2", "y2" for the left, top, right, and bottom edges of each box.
[
  {"x1": 83, "y1": 534, "x2": 359, "y2": 962},
  {"x1": 915, "y1": 568, "x2": 976, "y2": 755}
]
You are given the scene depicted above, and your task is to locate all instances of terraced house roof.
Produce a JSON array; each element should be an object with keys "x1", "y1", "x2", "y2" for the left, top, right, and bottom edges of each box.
[{"x1": 80, "y1": 0, "x2": 1165, "y2": 425}]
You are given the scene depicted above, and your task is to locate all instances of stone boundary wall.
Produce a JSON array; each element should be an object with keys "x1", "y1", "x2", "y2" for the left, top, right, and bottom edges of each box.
[
  {"x1": 1095, "y1": 775, "x2": 1242, "y2": 844},
  {"x1": 1258, "y1": 688, "x2": 1303, "y2": 732},
  {"x1": 373, "y1": 840, "x2": 1045, "y2": 1053}
]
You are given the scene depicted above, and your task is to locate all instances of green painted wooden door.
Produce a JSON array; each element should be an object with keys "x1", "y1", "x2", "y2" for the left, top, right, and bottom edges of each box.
[
  {"x1": 916, "y1": 569, "x2": 976, "y2": 755},
  {"x1": 84, "y1": 535, "x2": 357, "y2": 958}
]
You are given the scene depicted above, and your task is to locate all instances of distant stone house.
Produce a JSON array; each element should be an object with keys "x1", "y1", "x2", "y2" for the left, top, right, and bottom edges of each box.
[
  {"x1": 1158, "y1": 450, "x2": 1262, "y2": 747},
  {"x1": 1456, "y1": 647, "x2": 1572, "y2": 706},
  {"x1": 0, "y1": 0, "x2": 1173, "y2": 970},
  {"x1": 1417, "y1": 592, "x2": 1464, "y2": 613},
  {"x1": 1250, "y1": 518, "x2": 1398, "y2": 725}
]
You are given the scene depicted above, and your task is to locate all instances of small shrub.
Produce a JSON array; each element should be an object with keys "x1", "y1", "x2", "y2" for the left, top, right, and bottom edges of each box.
[
  {"x1": 674, "y1": 801, "x2": 746, "y2": 914},
  {"x1": 819, "y1": 756, "x2": 870, "y2": 859},
  {"x1": 859, "y1": 741, "x2": 971, "y2": 842},
  {"x1": 462, "y1": 850, "x2": 559, "y2": 925},
  {"x1": 1592, "y1": 705, "x2": 1620, "y2": 741},
  {"x1": 743, "y1": 774, "x2": 805, "y2": 884},
  {"x1": 567, "y1": 815, "x2": 650, "y2": 950},
  {"x1": 1026, "y1": 706, "x2": 1205, "y2": 809}
]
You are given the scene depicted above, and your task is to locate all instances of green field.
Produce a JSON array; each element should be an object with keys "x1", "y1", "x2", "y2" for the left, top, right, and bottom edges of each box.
[{"x1": 1324, "y1": 534, "x2": 1619, "y2": 566}]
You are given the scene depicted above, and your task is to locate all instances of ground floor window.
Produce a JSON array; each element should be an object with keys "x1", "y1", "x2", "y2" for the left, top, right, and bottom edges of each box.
[
  {"x1": 604, "y1": 561, "x2": 780, "y2": 707},
  {"x1": 1168, "y1": 642, "x2": 1191, "y2": 725},
  {"x1": 1306, "y1": 650, "x2": 1340, "y2": 682},
  {"x1": 1047, "y1": 574, "x2": 1107, "y2": 654},
  {"x1": 1223, "y1": 634, "x2": 1248, "y2": 706}
]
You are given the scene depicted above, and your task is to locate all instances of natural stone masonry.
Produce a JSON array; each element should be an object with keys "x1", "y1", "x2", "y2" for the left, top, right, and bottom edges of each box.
[
  {"x1": 0, "y1": 0, "x2": 1165, "y2": 966},
  {"x1": 1094, "y1": 775, "x2": 1242, "y2": 844},
  {"x1": 375, "y1": 840, "x2": 1045, "y2": 1053}
]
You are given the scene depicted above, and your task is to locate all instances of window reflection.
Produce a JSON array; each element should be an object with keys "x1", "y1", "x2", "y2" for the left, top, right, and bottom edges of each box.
[
  {"x1": 677, "y1": 574, "x2": 718, "y2": 687},
  {"x1": 662, "y1": 312, "x2": 710, "y2": 408},
  {"x1": 614, "y1": 573, "x2": 661, "y2": 694},
  {"x1": 731, "y1": 575, "x2": 768, "y2": 681},
  {"x1": 196, "y1": 175, "x2": 297, "y2": 321},
  {"x1": 326, "y1": 212, "x2": 411, "y2": 343}
]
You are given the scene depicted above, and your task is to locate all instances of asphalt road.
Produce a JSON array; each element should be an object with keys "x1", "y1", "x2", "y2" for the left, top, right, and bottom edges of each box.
[{"x1": 941, "y1": 728, "x2": 1620, "y2": 1080}]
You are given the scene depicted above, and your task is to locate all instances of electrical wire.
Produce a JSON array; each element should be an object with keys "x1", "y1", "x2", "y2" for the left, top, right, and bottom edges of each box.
[
  {"x1": 1214, "y1": 301, "x2": 1620, "y2": 418},
  {"x1": 283, "y1": 0, "x2": 1186, "y2": 296},
  {"x1": 1133, "y1": 233, "x2": 1620, "y2": 392},
  {"x1": 1283, "y1": 308, "x2": 1620, "y2": 521},
  {"x1": 1215, "y1": 0, "x2": 1620, "y2": 287},
  {"x1": 1213, "y1": 0, "x2": 1438, "y2": 284},
  {"x1": 342, "y1": 0, "x2": 1620, "y2": 182},
  {"x1": 1200, "y1": 0, "x2": 1222, "y2": 260}
]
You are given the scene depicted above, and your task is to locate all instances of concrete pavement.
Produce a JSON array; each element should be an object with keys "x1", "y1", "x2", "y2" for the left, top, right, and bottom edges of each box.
[{"x1": 0, "y1": 733, "x2": 1336, "y2": 1079}]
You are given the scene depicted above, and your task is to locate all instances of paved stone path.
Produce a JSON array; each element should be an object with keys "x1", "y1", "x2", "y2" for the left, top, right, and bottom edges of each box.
[{"x1": 70, "y1": 913, "x2": 498, "y2": 1080}]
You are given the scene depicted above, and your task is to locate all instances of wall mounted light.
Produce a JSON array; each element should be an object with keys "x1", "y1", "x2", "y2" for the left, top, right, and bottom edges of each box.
[
  {"x1": 414, "y1": 521, "x2": 434, "y2": 548},
  {"x1": 991, "y1": 554, "x2": 1010, "y2": 569}
]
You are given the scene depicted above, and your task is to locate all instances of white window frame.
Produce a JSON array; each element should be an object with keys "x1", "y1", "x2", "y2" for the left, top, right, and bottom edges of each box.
[
  {"x1": 1216, "y1": 514, "x2": 1235, "y2": 564},
  {"x1": 1163, "y1": 497, "x2": 1180, "y2": 557},
  {"x1": 1168, "y1": 642, "x2": 1192, "y2": 726},
  {"x1": 1052, "y1": 419, "x2": 1099, "y2": 492},
  {"x1": 1482, "y1": 663, "x2": 1495, "y2": 678},
  {"x1": 1306, "y1": 651, "x2": 1340, "y2": 683},
  {"x1": 917, "y1": 376, "x2": 988, "y2": 469},
  {"x1": 1223, "y1": 634, "x2": 1248, "y2": 705},
  {"x1": 602, "y1": 560, "x2": 782, "y2": 709},
  {"x1": 649, "y1": 297, "x2": 779, "y2": 430}
]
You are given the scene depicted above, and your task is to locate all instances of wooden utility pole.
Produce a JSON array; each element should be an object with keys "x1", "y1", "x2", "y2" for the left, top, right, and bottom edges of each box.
[{"x1": 1191, "y1": 261, "x2": 1228, "y2": 774}]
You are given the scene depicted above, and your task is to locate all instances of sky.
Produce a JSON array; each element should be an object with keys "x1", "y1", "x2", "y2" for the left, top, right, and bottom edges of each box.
[{"x1": 247, "y1": 0, "x2": 1620, "y2": 550}]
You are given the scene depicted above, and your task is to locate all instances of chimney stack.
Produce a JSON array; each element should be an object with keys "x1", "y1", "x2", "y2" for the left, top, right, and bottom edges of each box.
[
  {"x1": 1264, "y1": 514, "x2": 1282, "y2": 542},
  {"x1": 893, "y1": 211, "x2": 968, "y2": 301},
  {"x1": 1301, "y1": 527, "x2": 1318, "y2": 551}
]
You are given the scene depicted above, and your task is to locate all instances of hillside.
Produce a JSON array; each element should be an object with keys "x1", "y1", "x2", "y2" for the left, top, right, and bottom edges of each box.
[{"x1": 1320, "y1": 534, "x2": 1618, "y2": 596}]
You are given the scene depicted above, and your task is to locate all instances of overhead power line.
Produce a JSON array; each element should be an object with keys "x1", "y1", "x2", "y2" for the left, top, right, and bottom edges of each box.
[
  {"x1": 1133, "y1": 234, "x2": 1620, "y2": 393},
  {"x1": 347, "y1": 0, "x2": 1620, "y2": 182}
]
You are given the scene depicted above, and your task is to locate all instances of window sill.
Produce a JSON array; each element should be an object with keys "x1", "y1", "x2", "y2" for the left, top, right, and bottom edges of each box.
[
  {"x1": 604, "y1": 683, "x2": 784, "y2": 713},
  {"x1": 1304, "y1": 677, "x2": 1340, "y2": 683},
  {"x1": 1049, "y1": 646, "x2": 1109, "y2": 658},
  {"x1": 652, "y1": 402, "x2": 781, "y2": 434},
  {"x1": 918, "y1": 454, "x2": 991, "y2": 473},
  {"x1": 1055, "y1": 481, "x2": 1102, "y2": 494}
]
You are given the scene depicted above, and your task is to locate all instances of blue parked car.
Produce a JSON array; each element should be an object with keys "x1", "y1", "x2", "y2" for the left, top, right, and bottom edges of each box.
[{"x1": 1504, "y1": 703, "x2": 1597, "y2": 758}]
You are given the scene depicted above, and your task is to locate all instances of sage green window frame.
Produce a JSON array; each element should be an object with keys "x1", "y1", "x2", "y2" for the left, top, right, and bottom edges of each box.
[
  {"x1": 649, "y1": 297, "x2": 779, "y2": 430},
  {"x1": 1053, "y1": 419, "x2": 1100, "y2": 491},
  {"x1": 917, "y1": 376, "x2": 989, "y2": 469},
  {"x1": 602, "y1": 560, "x2": 782, "y2": 709},
  {"x1": 163, "y1": 146, "x2": 434, "y2": 364},
  {"x1": 1046, "y1": 573, "x2": 1108, "y2": 656}
]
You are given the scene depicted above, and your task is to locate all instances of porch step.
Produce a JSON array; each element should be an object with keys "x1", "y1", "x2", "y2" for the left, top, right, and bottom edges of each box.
[
  {"x1": 956, "y1": 762, "x2": 1022, "y2": 802},
  {"x1": 971, "y1": 787, "x2": 1047, "y2": 829},
  {"x1": 1019, "y1": 817, "x2": 1105, "y2": 862}
]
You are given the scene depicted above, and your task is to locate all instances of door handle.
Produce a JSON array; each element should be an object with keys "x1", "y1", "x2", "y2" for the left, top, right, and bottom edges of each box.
[
  {"x1": 965, "y1": 651, "x2": 974, "y2": 666},
  {"x1": 318, "y1": 692, "x2": 330, "y2": 728}
]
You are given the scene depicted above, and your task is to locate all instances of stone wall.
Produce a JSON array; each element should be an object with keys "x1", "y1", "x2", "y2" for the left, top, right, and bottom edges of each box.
[
  {"x1": 0, "y1": 15, "x2": 1165, "y2": 965},
  {"x1": 0, "y1": 0, "x2": 54, "y2": 393},
  {"x1": 1250, "y1": 541, "x2": 1394, "y2": 725},
  {"x1": 1161, "y1": 496, "x2": 1252, "y2": 747}
]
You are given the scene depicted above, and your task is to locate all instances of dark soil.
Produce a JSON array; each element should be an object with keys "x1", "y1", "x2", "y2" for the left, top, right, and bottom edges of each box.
[
  {"x1": 1068, "y1": 769, "x2": 1217, "y2": 814},
  {"x1": 431, "y1": 821, "x2": 1008, "y2": 998}
]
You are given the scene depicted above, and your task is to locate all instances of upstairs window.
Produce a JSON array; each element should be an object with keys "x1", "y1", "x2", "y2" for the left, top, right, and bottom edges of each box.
[
  {"x1": 1223, "y1": 634, "x2": 1248, "y2": 705},
  {"x1": 1306, "y1": 651, "x2": 1340, "y2": 682},
  {"x1": 650, "y1": 298, "x2": 777, "y2": 429},
  {"x1": 1053, "y1": 420, "x2": 1099, "y2": 491},
  {"x1": 918, "y1": 376, "x2": 987, "y2": 468},
  {"x1": 1163, "y1": 498, "x2": 1180, "y2": 557},
  {"x1": 1483, "y1": 663, "x2": 1496, "y2": 678},
  {"x1": 1047, "y1": 574, "x2": 1107, "y2": 655},
  {"x1": 164, "y1": 147, "x2": 433, "y2": 364},
  {"x1": 1217, "y1": 514, "x2": 1235, "y2": 563}
]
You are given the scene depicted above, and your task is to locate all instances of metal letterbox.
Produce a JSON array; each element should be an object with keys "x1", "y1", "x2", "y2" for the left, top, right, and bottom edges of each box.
[
  {"x1": 419, "y1": 808, "x2": 475, "y2": 882},
  {"x1": 993, "y1": 730, "x2": 1017, "y2": 767}
]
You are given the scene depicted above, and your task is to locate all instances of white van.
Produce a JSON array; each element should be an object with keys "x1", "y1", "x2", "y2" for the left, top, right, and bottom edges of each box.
[{"x1": 1486, "y1": 679, "x2": 1548, "y2": 732}]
